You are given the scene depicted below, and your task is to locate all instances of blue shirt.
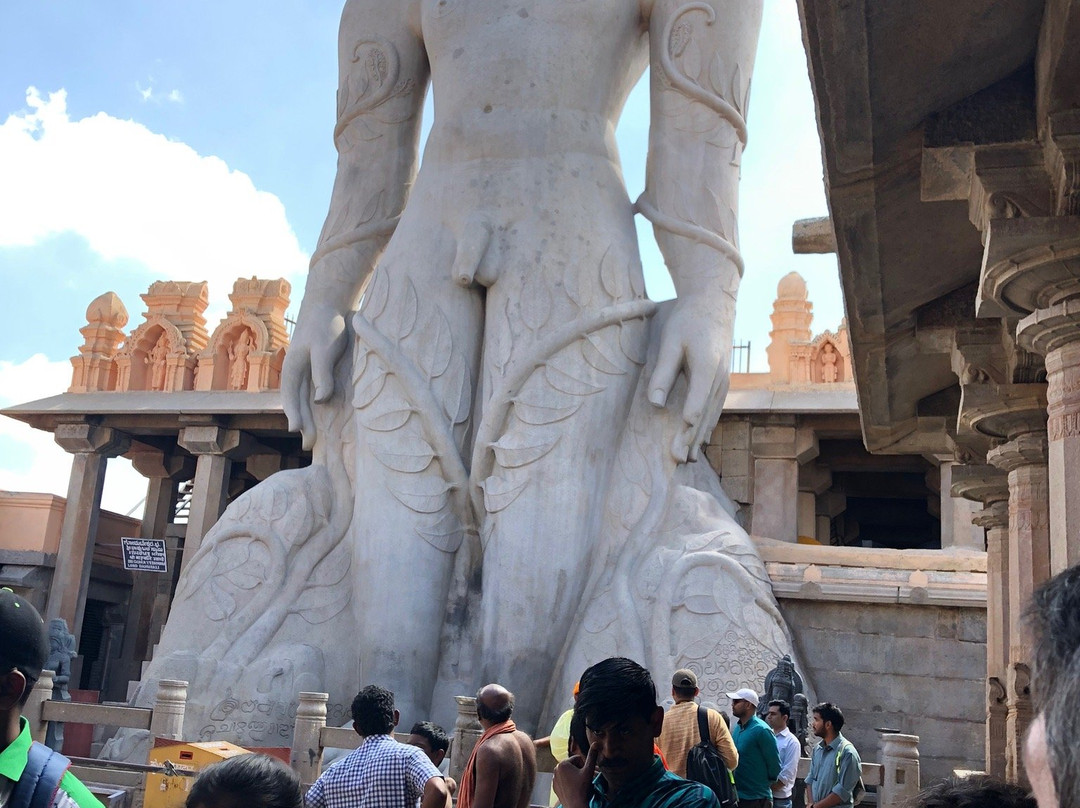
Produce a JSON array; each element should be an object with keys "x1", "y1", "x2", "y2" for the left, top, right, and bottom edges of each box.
[
  {"x1": 805, "y1": 734, "x2": 861, "y2": 808},
  {"x1": 306, "y1": 734, "x2": 442, "y2": 808},
  {"x1": 730, "y1": 715, "x2": 781, "y2": 800},
  {"x1": 588, "y1": 755, "x2": 720, "y2": 808}
]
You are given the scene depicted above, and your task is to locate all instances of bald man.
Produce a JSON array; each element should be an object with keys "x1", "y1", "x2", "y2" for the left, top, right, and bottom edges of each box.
[{"x1": 458, "y1": 685, "x2": 536, "y2": 808}]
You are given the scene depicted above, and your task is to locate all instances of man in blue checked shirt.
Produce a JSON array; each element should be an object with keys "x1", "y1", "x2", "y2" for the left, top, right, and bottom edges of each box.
[
  {"x1": 306, "y1": 685, "x2": 449, "y2": 808},
  {"x1": 804, "y1": 703, "x2": 862, "y2": 808}
]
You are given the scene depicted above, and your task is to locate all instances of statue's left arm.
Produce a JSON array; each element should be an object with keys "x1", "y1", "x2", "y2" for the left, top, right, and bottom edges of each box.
[{"x1": 641, "y1": 0, "x2": 762, "y2": 463}]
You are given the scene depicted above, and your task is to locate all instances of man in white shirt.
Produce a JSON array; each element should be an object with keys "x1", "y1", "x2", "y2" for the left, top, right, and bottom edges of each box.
[{"x1": 764, "y1": 700, "x2": 800, "y2": 808}]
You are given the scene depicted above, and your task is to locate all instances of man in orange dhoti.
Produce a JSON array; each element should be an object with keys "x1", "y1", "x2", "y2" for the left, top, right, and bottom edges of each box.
[{"x1": 458, "y1": 685, "x2": 537, "y2": 808}]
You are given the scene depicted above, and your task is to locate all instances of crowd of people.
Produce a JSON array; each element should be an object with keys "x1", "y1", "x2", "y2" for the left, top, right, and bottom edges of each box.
[{"x1": 1, "y1": 559, "x2": 1079, "y2": 808}]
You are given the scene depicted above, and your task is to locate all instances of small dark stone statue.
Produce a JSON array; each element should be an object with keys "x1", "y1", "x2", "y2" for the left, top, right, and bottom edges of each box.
[
  {"x1": 758, "y1": 654, "x2": 809, "y2": 749},
  {"x1": 45, "y1": 617, "x2": 77, "y2": 752}
]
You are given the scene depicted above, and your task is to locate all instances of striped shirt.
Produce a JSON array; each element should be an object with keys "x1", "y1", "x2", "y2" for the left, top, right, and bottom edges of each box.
[
  {"x1": 306, "y1": 734, "x2": 442, "y2": 808},
  {"x1": 588, "y1": 755, "x2": 720, "y2": 808}
]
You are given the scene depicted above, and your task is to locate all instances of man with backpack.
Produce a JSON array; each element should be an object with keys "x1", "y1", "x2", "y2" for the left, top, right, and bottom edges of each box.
[
  {"x1": 0, "y1": 588, "x2": 103, "y2": 807},
  {"x1": 804, "y1": 703, "x2": 862, "y2": 808},
  {"x1": 657, "y1": 670, "x2": 738, "y2": 779}
]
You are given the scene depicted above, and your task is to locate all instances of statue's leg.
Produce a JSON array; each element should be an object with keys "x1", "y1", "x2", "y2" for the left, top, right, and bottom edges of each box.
[
  {"x1": 467, "y1": 213, "x2": 650, "y2": 730},
  {"x1": 348, "y1": 247, "x2": 483, "y2": 728}
]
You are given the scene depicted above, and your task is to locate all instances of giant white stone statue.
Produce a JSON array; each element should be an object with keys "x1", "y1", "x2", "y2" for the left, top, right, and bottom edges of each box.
[{"x1": 111, "y1": 0, "x2": 807, "y2": 754}]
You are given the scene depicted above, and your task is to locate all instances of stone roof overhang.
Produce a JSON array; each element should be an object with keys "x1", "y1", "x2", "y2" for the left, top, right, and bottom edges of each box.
[{"x1": 798, "y1": 0, "x2": 1045, "y2": 454}]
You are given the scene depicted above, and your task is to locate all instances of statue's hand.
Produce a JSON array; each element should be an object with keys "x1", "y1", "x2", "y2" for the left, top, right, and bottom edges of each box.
[
  {"x1": 281, "y1": 299, "x2": 351, "y2": 450},
  {"x1": 647, "y1": 291, "x2": 734, "y2": 464}
]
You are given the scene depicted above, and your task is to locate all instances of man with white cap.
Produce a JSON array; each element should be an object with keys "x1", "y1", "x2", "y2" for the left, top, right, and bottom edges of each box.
[{"x1": 727, "y1": 688, "x2": 780, "y2": 808}]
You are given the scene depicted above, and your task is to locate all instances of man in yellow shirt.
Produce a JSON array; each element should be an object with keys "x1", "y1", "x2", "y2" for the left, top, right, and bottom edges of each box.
[{"x1": 657, "y1": 671, "x2": 738, "y2": 778}]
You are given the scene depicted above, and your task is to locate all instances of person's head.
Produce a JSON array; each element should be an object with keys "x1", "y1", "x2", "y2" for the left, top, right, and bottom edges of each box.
[
  {"x1": 671, "y1": 669, "x2": 699, "y2": 703},
  {"x1": 903, "y1": 774, "x2": 1035, "y2": 808},
  {"x1": 765, "y1": 699, "x2": 790, "y2": 733},
  {"x1": 475, "y1": 684, "x2": 514, "y2": 726},
  {"x1": 0, "y1": 589, "x2": 49, "y2": 715},
  {"x1": 185, "y1": 753, "x2": 303, "y2": 808},
  {"x1": 811, "y1": 702, "x2": 844, "y2": 740},
  {"x1": 575, "y1": 658, "x2": 663, "y2": 788},
  {"x1": 351, "y1": 685, "x2": 398, "y2": 737},
  {"x1": 408, "y1": 721, "x2": 450, "y2": 766},
  {"x1": 1026, "y1": 563, "x2": 1080, "y2": 808},
  {"x1": 725, "y1": 688, "x2": 759, "y2": 721},
  {"x1": 568, "y1": 708, "x2": 590, "y2": 759}
]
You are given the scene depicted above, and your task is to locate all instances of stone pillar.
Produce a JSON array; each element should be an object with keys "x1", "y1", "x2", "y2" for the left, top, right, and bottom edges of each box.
[
  {"x1": 952, "y1": 463, "x2": 1010, "y2": 778},
  {"x1": 974, "y1": 499, "x2": 1010, "y2": 778},
  {"x1": 750, "y1": 422, "x2": 818, "y2": 542},
  {"x1": 988, "y1": 431, "x2": 1050, "y2": 785},
  {"x1": 879, "y1": 733, "x2": 920, "y2": 808},
  {"x1": 292, "y1": 691, "x2": 329, "y2": 787},
  {"x1": 938, "y1": 462, "x2": 984, "y2": 550},
  {"x1": 450, "y1": 695, "x2": 482, "y2": 783},
  {"x1": 115, "y1": 451, "x2": 195, "y2": 698},
  {"x1": 46, "y1": 422, "x2": 129, "y2": 637},
  {"x1": 1017, "y1": 315, "x2": 1080, "y2": 572},
  {"x1": 176, "y1": 424, "x2": 246, "y2": 574}
]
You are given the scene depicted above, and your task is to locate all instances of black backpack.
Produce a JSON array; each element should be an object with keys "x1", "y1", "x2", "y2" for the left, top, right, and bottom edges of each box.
[{"x1": 685, "y1": 706, "x2": 739, "y2": 808}]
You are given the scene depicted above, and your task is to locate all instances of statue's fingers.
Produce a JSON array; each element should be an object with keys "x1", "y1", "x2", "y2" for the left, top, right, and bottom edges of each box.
[
  {"x1": 297, "y1": 375, "x2": 316, "y2": 452},
  {"x1": 648, "y1": 334, "x2": 683, "y2": 408},
  {"x1": 282, "y1": 357, "x2": 305, "y2": 433},
  {"x1": 310, "y1": 342, "x2": 338, "y2": 404}
]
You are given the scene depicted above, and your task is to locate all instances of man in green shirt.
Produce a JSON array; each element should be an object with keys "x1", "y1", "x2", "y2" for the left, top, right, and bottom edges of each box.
[
  {"x1": 0, "y1": 588, "x2": 103, "y2": 807},
  {"x1": 727, "y1": 689, "x2": 780, "y2": 808},
  {"x1": 804, "y1": 703, "x2": 861, "y2": 808}
]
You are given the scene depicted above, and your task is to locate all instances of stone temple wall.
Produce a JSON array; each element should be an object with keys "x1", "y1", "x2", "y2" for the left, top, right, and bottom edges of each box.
[{"x1": 779, "y1": 599, "x2": 985, "y2": 784}]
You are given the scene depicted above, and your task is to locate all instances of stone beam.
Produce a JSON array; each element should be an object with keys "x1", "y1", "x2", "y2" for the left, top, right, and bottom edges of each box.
[{"x1": 791, "y1": 216, "x2": 837, "y2": 254}]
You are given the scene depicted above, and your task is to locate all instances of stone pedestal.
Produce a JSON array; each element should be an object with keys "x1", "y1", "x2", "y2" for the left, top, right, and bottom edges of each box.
[
  {"x1": 879, "y1": 733, "x2": 920, "y2": 808},
  {"x1": 450, "y1": 696, "x2": 482, "y2": 783},
  {"x1": 45, "y1": 423, "x2": 129, "y2": 637}
]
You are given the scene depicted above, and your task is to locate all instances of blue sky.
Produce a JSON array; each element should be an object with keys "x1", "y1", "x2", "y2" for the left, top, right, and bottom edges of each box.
[{"x1": 0, "y1": 1, "x2": 841, "y2": 513}]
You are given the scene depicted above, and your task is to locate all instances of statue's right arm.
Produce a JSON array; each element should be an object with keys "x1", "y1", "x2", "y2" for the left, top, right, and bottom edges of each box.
[{"x1": 283, "y1": 0, "x2": 428, "y2": 448}]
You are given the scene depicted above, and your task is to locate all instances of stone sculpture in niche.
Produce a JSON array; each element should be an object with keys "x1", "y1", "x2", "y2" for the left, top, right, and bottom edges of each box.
[
  {"x1": 228, "y1": 329, "x2": 255, "y2": 390},
  {"x1": 821, "y1": 342, "x2": 838, "y2": 383},
  {"x1": 146, "y1": 335, "x2": 170, "y2": 391},
  {"x1": 117, "y1": 0, "x2": 809, "y2": 754}
]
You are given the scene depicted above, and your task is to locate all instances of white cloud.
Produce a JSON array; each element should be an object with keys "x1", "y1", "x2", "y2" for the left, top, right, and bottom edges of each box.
[
  {"x1": 0, "y1": 88, "x2": 308, "y2": 323},
  {"x1": 135, "y1": 78, "x2": 184, "y2": 105},
  {"x1": 0, "y1": 355, "x2": 149, "y2": 515}
]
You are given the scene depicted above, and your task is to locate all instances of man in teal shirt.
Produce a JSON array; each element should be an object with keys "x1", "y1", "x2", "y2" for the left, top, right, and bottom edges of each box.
[
  {"x1": 727, "y1": 689, "x2": 780, "y2": 808},
  {"x1": 0, "y1": 588, "x2": 103, "y2": 807},
  {"x1": 804, "y1": 703, "x2": 861, "y2": 808}
]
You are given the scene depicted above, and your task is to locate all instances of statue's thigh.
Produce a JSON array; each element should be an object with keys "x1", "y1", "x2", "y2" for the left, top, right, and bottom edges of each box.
[{"x1": 349, "y1": 261, "x2": 484, "y2": 589}]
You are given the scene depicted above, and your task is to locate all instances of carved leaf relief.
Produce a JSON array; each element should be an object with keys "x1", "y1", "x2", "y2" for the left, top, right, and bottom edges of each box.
[
  {"x1": 388, "y1": 476, "x2": 453, "y2": 514},
  {"x1": 521, "y1": 272, "x2": 553, "y2": 332},
  {"x1": 352, "y1": 362, "x2": 387, "y2": 409},
  {"x1": 416, "y1": 513, "x2": 464, "y2": 553},
  {"x1": 512, "y1": 398, "x2": 582, "y2": 425},
  {"x1": 491, "y1": 431, "x2": 559, "y2": 468},
  {"x1": 292, "y1": 584, "x2": 351, "y2": 626},
  {"x1": 369, "y1": 435, "x2": 437, "y2": 474},
  {"x1": 481, "y1": 474, "x2": 529, "y2": 513}
]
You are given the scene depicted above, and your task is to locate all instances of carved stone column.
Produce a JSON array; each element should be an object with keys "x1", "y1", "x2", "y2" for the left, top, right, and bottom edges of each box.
[
  {"x1": 987, "y1": 431, "x2": 1049, "y2": 785},
  {"x1": 973, "y1": 496, "x2": 1010, "y2": 778},
  {"x1": 176, "y1": 424, "x2": 247, "y2": 573},
  {"x1": 1018, "y1": 308, "x2": 1080, "y2": 572},
  {"x1": 45, "y1": 422, "x2": 130, "y2": 636}
]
